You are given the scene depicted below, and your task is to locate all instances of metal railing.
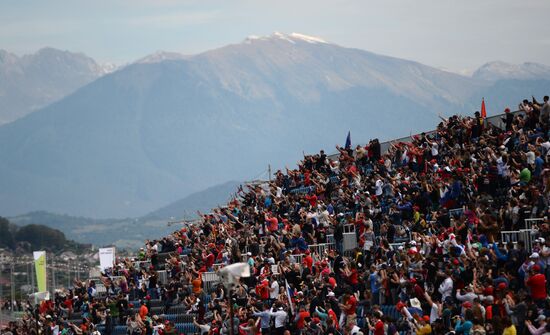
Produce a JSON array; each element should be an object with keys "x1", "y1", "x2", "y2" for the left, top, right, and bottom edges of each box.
[
  {"x1": 525, "y1": 218, "x2": 545, "y2": 230},
  {"x1": 500, "y1": 228, "x2": 538, "y2": 252},
  {"x1": 343, "y1": 224, "x2": 358, "y2": 252},
  {"x1": 201, "y1": 272, "x2": 220, "y2": 293},
  {"x1": 308, "y1": 243, "x2": 335, "y2": 256}
]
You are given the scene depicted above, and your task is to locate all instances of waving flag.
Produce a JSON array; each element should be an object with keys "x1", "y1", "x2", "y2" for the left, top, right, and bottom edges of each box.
[
  {"x1": 285, "y1": 279, "x2": 295, "y2": 315},
  {"x1": 481, "y1": 98, "x2": 487, "y2": 118},
  {"x1": 345, "y1": 131, "x2": 351, "y2": 149}
]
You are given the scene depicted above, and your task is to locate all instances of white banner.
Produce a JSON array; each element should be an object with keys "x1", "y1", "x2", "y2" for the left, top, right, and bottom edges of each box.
[
  {"x1": 29, "y1": 291, "x2": 50, "y2": 304},
  {"x1": 98, "y1": 247, "x2": 115, "y2": 271}
]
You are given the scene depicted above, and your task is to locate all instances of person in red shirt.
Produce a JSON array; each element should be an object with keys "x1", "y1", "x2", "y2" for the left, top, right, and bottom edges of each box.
[
  {"x1": 256, "y1": 279, "x2": 270, "y2": 300},
  {"x1": 305, "y1": 193, "x2": 317, "y2": 207},
  {"x1": 526, "y1": 265, "x2": 547, "y2": 303},
  {"x1": 304, "y1": 170, "x2": 311, "y2": 186},
  {"x1": 138, "y1": 301, "x2": 148, "y2": 319},
  {"x1": 264, "y1": 212, "x2": 279, "y2": 233},
  {"x1": 339, "y1": 292, "x2": 358, "y2": 328},
  {"x1": 345, "y1": 263, "x2": 360, "y2": 292},
  {"x1": 327, "y1": 275, "x2": 337, "y2": 289},
  {"x1": 64, "y1": 297, "x2": 73, "y2": 317},
  {"x1": 369, "y1": 312, "x2": 385, "y2": 335},
  {"x1": 326, "y1": 302, "x2": 339, "y2": 331},
  {"x1": 302, "y1": 250, "x2": 313, "y2": 271},
  {"x1": 293, "y1": 306, "x2": 310, "y2": 330},
  {"x1": 203, "y1": 251, "x2": 215, "y2": 271}
]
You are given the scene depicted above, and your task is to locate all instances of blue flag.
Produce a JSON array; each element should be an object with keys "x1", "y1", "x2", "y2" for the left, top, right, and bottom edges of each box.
[{"x1": 345, "y1": 131, "x2": 351, "y2": 149}]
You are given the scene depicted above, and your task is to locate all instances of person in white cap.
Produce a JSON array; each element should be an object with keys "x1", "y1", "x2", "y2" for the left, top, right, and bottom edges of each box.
[
  {"x1": 525, "y1": 314, "x2": 547, "y2": 335},
  {"x1": 530, "y1": 252, "x2": 545, "y2": 272},
  {"x1": 246, "y1": 252, "x2": 255, "y2": 267}
]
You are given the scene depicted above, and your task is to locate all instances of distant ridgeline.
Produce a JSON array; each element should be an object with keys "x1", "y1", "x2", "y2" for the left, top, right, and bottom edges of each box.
[{"x1": 0, "y1": 216, "x2": 90, "y2": 254}]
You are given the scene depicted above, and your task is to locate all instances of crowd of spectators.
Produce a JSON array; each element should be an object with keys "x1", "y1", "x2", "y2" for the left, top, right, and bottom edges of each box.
[{"x1": 2, "y1": 95, "x2": 550, "y2": 335}]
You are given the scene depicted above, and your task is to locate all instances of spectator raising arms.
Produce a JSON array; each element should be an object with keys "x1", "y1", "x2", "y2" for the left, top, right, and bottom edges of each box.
[{"x1": 5, "y1": 96, "x2": 550, "y2": 335}]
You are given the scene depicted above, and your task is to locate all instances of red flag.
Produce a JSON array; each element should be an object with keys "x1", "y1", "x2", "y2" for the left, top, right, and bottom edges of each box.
[{"x1": 481, "y1": 98, "x2": 487, "y2": 118}]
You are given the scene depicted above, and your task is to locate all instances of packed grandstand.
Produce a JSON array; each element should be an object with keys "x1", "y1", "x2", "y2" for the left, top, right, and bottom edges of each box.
[{"x1": 3, "y1": 95, "x2": 550, "y2": 335}]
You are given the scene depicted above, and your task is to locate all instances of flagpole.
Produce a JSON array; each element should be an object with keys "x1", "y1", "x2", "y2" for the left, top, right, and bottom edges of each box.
[
  {"x1": 229, "y1": 292, "x2": 234, "y2": 335},
  {"x1": 0, "y1": 263, "x2": 3, "y2": 327}
]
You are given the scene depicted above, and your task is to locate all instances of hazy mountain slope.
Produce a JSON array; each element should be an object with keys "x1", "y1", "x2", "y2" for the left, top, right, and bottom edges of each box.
[
  {"x1": 8, "y1": 211, "x2": 170, "y2": 249},
  {"x1": 0, "y1": 48, "x2": 112, "y2": 125},
  {"x1": 0, "y1": 33, "x2": 548, "y2": 218},
  {"x1": 467, "y1": 79, "x2": 550, "y2": 113},
  {"x1": 473, "y1": 61, "x2": 550, "y2": 81},
  {"x1": 144, "y1": 180, "x2": 242, "y2": 220},
  {"x1": 9, "y1": 180, "x2": 242, "y2": 248}
]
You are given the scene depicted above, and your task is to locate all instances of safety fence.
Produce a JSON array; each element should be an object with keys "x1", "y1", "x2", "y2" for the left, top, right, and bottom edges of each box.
[
  {"x1": 326, "y1": 225, "x2": 357, "y2": 253},
  {"x1": 500, "y1": 228, "x2": 538, "y2": 252},
  {"x1": 289, "y1": 185, "x2": 316, "y2": 194},
  {"x1": 158, "y1": 270, "x2": 168, "y2": 285},
  {"x1": 133, "y1": 260, "x2": 152, "y2": 269},
  {"x1": 343, "y1": 224, "x2": 358, "y2": 252},
  {"x1": 309, "y1": 242, "x2": 334, "y2": 256},
  {"x1": 201, "y1": 271, "x2": 221, "y2": 293},
  {"x1": 173, "y1": 215, "x2": 545, "y2": 295},
  {"x1": 389, "y1": 242, "x2": 406, "y2": 250},
  {"x1": 525, "y1": 218, "x2": 545, "y2": 230},
  {"x1": 89, "y1": 275, "x2": 126, "y2": 295}
]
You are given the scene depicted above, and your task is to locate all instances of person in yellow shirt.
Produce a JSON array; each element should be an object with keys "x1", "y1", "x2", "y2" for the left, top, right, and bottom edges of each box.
[
  {"x1": 502, "y1": 317, "x2": 516, "y2": 335},
  {"x1": 415, "y1": 316, "x2": 432, "y2": 335}
]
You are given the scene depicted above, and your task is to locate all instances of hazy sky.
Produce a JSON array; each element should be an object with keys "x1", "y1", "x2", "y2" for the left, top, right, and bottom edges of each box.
[{"x1": 1, "y1": 0, "x2": 549, "y2": 73}]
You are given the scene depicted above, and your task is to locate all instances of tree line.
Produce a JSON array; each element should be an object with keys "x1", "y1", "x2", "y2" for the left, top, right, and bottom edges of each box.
[{"x1": 0, "y1": 216, "x2": 87, "y2": 253}]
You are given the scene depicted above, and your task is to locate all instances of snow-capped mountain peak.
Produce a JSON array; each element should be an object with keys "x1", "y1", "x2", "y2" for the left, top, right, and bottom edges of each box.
[
  {"x1": 288, "y1": 32, "x2": 327, "y2": 44},
  {"x1": 136, "y1": 51, "x2": 188, "y2": 64},
  {"x1": 100, "y1": 62, "x2": 118, "y2": 74},
  {"x1": 244, "y1": 32, "x2": 328, "y2": 45}
]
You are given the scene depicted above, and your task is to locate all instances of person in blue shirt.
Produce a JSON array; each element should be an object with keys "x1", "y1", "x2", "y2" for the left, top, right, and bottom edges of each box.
[
  {"x1": 369, "y1": 265, "x2": 381, "y2": 305},
  {"x1": 252, "y1": 303, "x2": 272, "y2": 334},
  {"x1": 454, "y1": 309, "x2": 474, "y2": 335},
  {"x1": 289, "y1": 233, "x2": 309, "y2": 252},
  {"x1": 264, "y1": 195, "x2": 272, "y2": 209},
  {"x1": 534, "y1": 152, "x2": 544, "y2": 177}
]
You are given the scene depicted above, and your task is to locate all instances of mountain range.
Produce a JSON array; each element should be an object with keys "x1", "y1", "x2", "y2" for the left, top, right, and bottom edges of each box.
[
  {"x1": 8, "y1": 180, "x2": 241, "y2": 248},
  {"x1": 0, "y1": 47, "x2": 114, "y2": 125},
  {"x1": 0, "y1": 32, "x2": 549, "y2": 219}
]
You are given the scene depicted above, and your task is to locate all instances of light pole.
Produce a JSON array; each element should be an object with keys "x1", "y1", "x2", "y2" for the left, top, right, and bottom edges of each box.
[
  {"x1": 52, "y1": 258, "x2": 56, "y2": 292},
  {"x1": 1, "y1": 262, "x2": 3, "y2": 328},
  {"x1": 30, "y1": 260, "x2": 35, "y2": 294},
  {"x1": 217, "y1": 263, "x2": 250, "y2": 335},
  {"x1": 10, "y1": 263, "x2": 15, "y2": 312},
  {"x1": 67, "y1": 260, "x2": 71, "y2": 288}
]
